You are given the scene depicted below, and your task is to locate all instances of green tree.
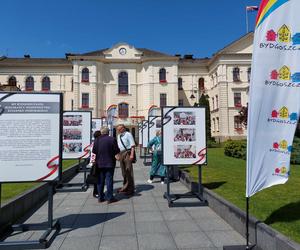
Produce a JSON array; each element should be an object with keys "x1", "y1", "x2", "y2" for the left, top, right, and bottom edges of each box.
[{"x1": 194, "y1": 94, "x2": 214, "y2": 142}]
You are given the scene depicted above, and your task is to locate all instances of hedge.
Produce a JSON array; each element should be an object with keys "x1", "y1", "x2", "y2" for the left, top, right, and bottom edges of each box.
[{"x1": 224, "y1": 137, "x2": 300, "y2": 164}]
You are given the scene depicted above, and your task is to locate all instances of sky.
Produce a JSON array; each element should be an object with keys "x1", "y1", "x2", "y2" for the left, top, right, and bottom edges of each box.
[{"x1": 1, "y1": 0, "x2": 261, "y2": 59}]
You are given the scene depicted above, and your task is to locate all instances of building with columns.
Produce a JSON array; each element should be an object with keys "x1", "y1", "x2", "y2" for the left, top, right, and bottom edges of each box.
[{"x1": 0, "y1": 33, "x2": 253, "y2": 141}]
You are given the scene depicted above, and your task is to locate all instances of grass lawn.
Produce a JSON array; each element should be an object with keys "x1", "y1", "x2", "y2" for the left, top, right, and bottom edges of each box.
[
  {"x1": 184, "y1": 147, "x2": 300, "y2": 243},
  {"x1": 1, "y1": 159, "x2": 78, "y2": 204}
]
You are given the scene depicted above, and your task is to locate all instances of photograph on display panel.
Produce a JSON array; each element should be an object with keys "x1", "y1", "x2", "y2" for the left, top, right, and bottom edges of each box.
[
  {"x1": 0, "y1": 92, "x2": 62, "y2": 182},
  {"x1": 63, "y1": 111, "x2": 92, "y2": 159},
  {"x1": 162, "y1": 107, "x2": 206, "y2": 165},
  {"x1": 92, "y1": 118, "x2": 102, "y2": 141}
]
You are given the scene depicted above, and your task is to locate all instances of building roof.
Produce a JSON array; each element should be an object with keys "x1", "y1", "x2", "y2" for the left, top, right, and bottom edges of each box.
[
  {"x1": 0, "y1": 57, "x2": 71, "y2": 66},
  {"x1": 71, "y1": 48, "x2": 175, "y2": 58}
]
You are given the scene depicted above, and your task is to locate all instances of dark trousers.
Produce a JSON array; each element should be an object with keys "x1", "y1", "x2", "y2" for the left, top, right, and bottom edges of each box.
[
  {"x1": 120, "y1": 151, "x2": 135, "y2": 193},
  {"x1": 97, "y1": 168, "x2": 115, "y2": 201}
]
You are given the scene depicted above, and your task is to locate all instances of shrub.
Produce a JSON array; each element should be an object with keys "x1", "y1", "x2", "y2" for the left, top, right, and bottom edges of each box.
[{"x1": 224, "y1": 140, "x2": 247, "y2": 160}]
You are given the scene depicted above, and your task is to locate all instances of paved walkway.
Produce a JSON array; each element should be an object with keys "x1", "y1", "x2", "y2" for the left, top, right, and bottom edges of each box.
[{"x1": 5, "y1": 156, "x2": 245, "y2": 250}]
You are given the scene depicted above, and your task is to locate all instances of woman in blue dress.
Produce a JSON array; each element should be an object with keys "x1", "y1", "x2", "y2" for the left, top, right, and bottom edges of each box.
[{"x1": 147, "y1": 130, "x2": 166, "y2": 184}]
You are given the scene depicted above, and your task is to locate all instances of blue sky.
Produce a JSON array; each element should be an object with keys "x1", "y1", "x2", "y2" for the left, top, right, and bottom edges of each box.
[{"x1": 1, "y1": 0, "x2": 260, "y2": 58}]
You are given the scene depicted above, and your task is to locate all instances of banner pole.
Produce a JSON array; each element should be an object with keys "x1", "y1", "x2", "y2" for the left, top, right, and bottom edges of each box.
[
  {"x1": 246, "y1": 196, "x2": 250, "y2": 249},
  {"x1": 48, "y1": 182, "x2": 53, "y2": 228},
  {"x1": 0, "y1": 183, "x2": 1, "y2": 208}
]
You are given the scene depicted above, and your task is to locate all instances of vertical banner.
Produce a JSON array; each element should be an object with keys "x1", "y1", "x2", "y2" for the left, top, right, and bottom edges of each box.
[
  {"x1": 63, "y1": 111, "x2": 92, "y2": 159},
  {"x1": 138, "y1": 122, "x2": 143, "y2": 145},
  {"x1": 142, "y1": 120, "x2": 149, "y2": 148},
  {"x1": 162, "y1": 107, "x2": 206, "y2": 165},
  {"x1": 246, "y1": 0, "x2": 300, "y2": 197},
  {"x1": 0, "y1": 92, "x2": 62, "y2": 182}
]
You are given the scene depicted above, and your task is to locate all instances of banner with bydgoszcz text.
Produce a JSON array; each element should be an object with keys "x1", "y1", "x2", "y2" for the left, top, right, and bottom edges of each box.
[{"x1": 246, "y1": 0, "x2": 300, "y2": 197}]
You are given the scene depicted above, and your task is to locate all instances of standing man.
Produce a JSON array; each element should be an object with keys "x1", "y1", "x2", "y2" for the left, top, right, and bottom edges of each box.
[
  {"x1": 117, "y1": 124, "x2": 136, "y2": 195},
  {"x1": 92, "y1": 127, "x2": 120, "y2": 204}
]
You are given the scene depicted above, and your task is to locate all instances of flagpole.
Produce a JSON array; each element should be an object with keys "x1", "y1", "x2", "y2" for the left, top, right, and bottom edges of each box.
[
  {"x1": 246, "y1": 8, "x2": 249, "y2": 33},
  {"x1": 246, "y1": 197, "x2": 250, "y2": 249}
]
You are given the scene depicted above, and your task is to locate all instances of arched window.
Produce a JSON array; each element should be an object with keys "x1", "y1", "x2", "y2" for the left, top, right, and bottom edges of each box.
[
  {"x1": 118, "y1": 103, "x2": 129, "y2": 118},
  {"x1": 178, "y1": 77, "x2": 183, "y2": 90},
  {"x1": 8, "y1": 76, "x2": 17, "y2": 86},
  {"x1": 42, "y1": 76, "x2": 50, "y2": 91},
  {"x1": 198, "y1": 77, "x2": 205, "y2": 90},
  {"x1": 247, "y1": 67, "x2": 251, "y2": 82},
  {"x1": 82, "y1": 68, "x2": 89, "y2": 82},
  {"x1": 233, "y1": 67, "x2": 240, "y2": 82},
  {"x1": 159, "y1": 68, "x2": 166, "y2": 83},
  {"x1": 118, "y1": 72, "x2": 128, "y2": 94},
  {"x1": 25, "y1": 76, "x2": 34, "y2": 91}
]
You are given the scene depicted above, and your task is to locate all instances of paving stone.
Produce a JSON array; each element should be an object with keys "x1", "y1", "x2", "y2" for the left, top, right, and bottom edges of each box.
[
  {"x1": 99, "y1": 235, "x2": 138, "y2": 250},
  {"x1": 196, "y1": 218, "x2": 233, "y2": 231},
  {"x1": 135, "y1": 211, "x2": 164, "y2": 222},
  {"x1": 173, "y1": 231, "x2": 215, "y2": 249},
  {"x1": 167, "y1": 220, "x2": 200, "y2": 233},
  {"x1": 59, "y1": 235, "x2": 101, "y2": 250},
  {"x1": 102, "y1": 221, "x2": 135, "y2": 236},
  {"x1": 205, "y1": 230, "x2": 246, "y2": 247},
  {"x1": 133, "y1": 202, "x2": 160, "y2": 211},
  {"x1": 137, "y1": 233, "x2": 177, "y2": 250},
  {"x1": 135, "y1": 221, "x2": 169, "y2": 234},
  {"x1": 162, "y1": 210, "x2": 192, "y2": 221}
]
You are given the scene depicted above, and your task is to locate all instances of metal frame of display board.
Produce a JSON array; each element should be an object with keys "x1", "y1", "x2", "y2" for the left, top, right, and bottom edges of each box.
[
  {"x1": 0, "y1": 92, "x2": 62, "y2": 249},
  {"x1": 161, "y1": 106, "x2": 207, "y2": 207},
  {"x1": 56, "y1": 110, "x2": 92, "y2": 193}
]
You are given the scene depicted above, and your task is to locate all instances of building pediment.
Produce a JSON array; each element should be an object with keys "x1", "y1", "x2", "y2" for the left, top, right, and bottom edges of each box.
[{"x1": 103, "y1": 43, "x2": 143, "y2": 60}]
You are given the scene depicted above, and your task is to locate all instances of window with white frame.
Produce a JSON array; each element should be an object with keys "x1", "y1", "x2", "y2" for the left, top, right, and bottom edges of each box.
[{"x1": 82, "y1": 93, "x2": 89, "y2": 108}]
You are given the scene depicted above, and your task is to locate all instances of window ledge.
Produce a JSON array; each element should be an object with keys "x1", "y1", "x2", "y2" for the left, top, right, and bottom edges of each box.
[{"x1": 117, "y1": 93, "x2": 131, "y2": 96}]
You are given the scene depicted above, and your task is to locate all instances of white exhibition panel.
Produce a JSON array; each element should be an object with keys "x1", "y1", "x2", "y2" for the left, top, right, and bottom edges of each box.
[
  {"x1": 148, "y1": 116, "x2": 161, "y2": 142},
  {"x1": 92, "y1": 118, "x2": 102, "y2": 141},
  {"x1": 63, "y1": 111, "x2": 91, "y2": 159},
  {"x1": 0, "y1": 92, "x2": 62, "y2": 182},
  {"x1": 142, "y1": 120, "x2": 149, "y2": 148},
  {"x1": 162, "y1": 107, "x2": 206, "y2": 165}
]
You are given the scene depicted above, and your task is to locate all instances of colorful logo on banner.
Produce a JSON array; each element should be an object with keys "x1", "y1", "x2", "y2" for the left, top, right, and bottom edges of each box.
[
  {"x1": 268, "y1": 107, "x2": 298, "y2": 124},
  {"x1": 260, "y1": 23, "x2": 300, "y2": 51},
  {"x1": 265, "y1": 65, "x2": 300, "y2": 88},
  {"x1": 270, "y1": 140, "x2": 292, "y2": 154},
  {"x1": 274, "y1": 166, "x2": 290, "y2": 177}
]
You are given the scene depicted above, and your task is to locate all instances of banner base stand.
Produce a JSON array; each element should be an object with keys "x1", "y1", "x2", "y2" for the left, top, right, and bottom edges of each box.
[
  {"x1": 56, "y1": 183, "x2": 89, "y2": 193},
  {"x1": 164, "y1": 165, "x2": 207, "y2": 207},
  {"x1": 223, "y1": 245, "x2": 255, "y2": 250},
  {"x1": 0, "y1": 183, "x2": 60, "y2": 249},
  {"x1": 163, "y1": 192, "x2": 207, "y2": 207}
]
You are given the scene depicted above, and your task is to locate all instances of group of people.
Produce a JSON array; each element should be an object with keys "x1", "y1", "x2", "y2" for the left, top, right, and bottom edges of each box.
[
  {"x1": 90, "y1": 124, "x2": 136, "y2": 204},
  {"x1": 89, "y1": 124, "x2": 166, "y2": 204}
]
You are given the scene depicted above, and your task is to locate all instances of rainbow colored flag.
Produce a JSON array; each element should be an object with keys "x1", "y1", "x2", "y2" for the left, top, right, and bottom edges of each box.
[{"x1": 246, "y1": 0, "x2": 300, "y2": 197}]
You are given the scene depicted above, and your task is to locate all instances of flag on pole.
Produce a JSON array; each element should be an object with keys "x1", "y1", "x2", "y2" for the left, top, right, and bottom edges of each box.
[
  {"x1": 246, "y1": 6, "x2": 259, "y2": 12},
  {"x1": 246, "y1": 0, "x2": 300, "y2": 197}
]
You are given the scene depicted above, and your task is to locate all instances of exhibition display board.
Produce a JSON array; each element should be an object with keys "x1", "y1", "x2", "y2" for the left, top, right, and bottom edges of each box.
[
  {"x1": 162, "y1": 107, "x2": 206, "y2": 166},
  {"x1": 92, "y1": 118, "x2": 102, "y2": 141},
  {"x1": 142, "y1": 120, "x2": 149, "y2": 148},
  {"x1": 148, "y1": 116, "x2": 162, "y2": 142},
  {"x1": 0, "y1": 92, "x2": 62, "y2": 182},
  {"x1": 63, "y1": 111, "x2": 92, "y2": 159}
]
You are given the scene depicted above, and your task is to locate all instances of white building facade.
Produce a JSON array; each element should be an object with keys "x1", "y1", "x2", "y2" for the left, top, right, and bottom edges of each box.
[{"x1": 0, "y1": 33, "x2": 253, "y2": 141}]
